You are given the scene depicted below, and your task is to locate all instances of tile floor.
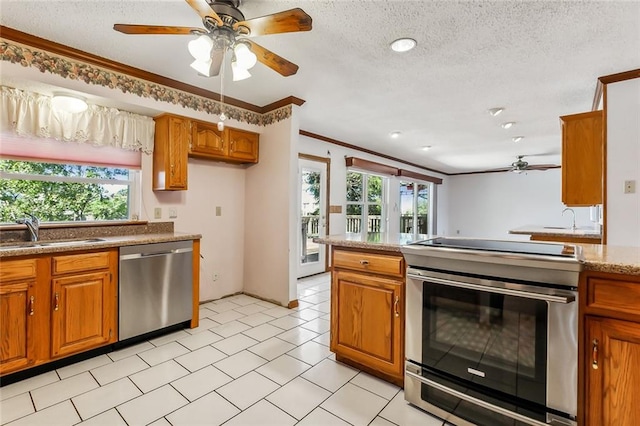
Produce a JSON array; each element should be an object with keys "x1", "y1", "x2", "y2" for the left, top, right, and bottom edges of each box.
[{"x1": 0, "y1": 273, "x2": 446, "y2": 426}]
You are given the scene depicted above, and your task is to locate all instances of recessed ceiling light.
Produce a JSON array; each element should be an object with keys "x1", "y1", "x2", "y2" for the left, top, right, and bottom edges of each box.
[
  {"x1": 390, "y1": 131, "x2": 402, "y2": 139},
  {"x1": 488, "y1": 107, "x2": 504, "y2": 116},
  {"x1": 422, "y1": 146, "x2": 432, "y2": 151},
  {"x1": 390, "y1": 38, "x2": 417, "y2": 52},
  {"x1": 512, "y1": 136, "x2": 524, "y2": 143},
  {"x1": 501, "y1": 122, "x2": 515, "y2": 129}
]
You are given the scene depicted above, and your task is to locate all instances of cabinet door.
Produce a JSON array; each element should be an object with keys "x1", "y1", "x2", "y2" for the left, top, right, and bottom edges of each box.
[
  {"x1": 331, "y1": 269, "x2": 404, "y2": 378},
  {"x1": 585, "y1": 316, "x2": 640, "y2": 425},
  {"x1": 51, "y1": 271, "x2": 115, "y2": 358},
  {"x1": 227, "y1": 128, "x2": 259, "y2": 163},
  {"x1": 190, "y1": 120, "x2": 227, "y2": 158},
  {"x1": 0, "y1": 281, "x2": 35, "y2": 374},
  {"x1": 561, "y1": 111, "x2": 603, "y2": 206},
  {"x1": 167, "y1": 116, "x2": 189, "y2": 189}
]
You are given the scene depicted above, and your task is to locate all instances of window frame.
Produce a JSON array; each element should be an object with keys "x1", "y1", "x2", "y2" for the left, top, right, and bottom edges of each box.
[
  {"x1": 346, "y1": 170, "x2": 388, "y2": 233},
  {"x1": 398, "y1": 179, "x2": 436, "y2": 235}
]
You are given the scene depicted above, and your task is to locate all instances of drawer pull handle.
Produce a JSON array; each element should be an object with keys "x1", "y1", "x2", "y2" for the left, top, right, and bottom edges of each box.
[
  {"x1": 29, "y1": 296, "x2": 35, "y2": 316},
  {"x1": 54, "y1": 292, "x2": 60, "y2": 311},
  {"x1": 592, "y1": 338, "x2": 599, "y2": 370},
  {"x1": 359, "y1": 260, "x2": 369, "y2": 266},
  {"x1": 394, "y1": 296, "x2": 400, "y2": 317}
]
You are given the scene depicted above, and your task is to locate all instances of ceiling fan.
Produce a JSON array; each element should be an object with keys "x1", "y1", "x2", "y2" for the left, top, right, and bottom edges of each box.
[
  {"x1": 113, "y1": 0, "x2": 312, "y2": 79},
  {"x1": 509, "y1": 155, "x2": 557, "y2": 174}
]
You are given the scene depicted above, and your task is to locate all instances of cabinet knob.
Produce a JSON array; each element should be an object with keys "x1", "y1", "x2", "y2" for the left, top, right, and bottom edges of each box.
[
  {"x1": 592, "y1": 338, "x2": 599, "y2": 370},
  {"x1": 29, "y1": 296, "x2": 35, "y2": 316}
]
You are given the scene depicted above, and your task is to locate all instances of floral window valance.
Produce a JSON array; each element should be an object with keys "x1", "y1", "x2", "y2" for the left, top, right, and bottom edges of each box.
[{"x1": 0, "y1": 86, "x2": 155, "y2": 154}]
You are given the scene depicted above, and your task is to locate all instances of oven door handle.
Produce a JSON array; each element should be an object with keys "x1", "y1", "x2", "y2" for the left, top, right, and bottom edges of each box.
[
  {"x1": 406, "y1": 273, "x2": 575, "y2": 304},
  {"x1": 405, "y1": 371, "x2": 552, "y2": 426}
]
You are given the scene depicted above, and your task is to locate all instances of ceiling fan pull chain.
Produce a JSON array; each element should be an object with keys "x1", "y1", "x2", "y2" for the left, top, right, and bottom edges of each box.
[{"x1": 218, "y1": 49, "x2": 227, "y2": 131}]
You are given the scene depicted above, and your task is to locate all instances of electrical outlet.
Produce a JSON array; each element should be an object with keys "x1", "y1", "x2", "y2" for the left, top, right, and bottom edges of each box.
[
  {"x1": 168, "y1": 207, "x2": 177, "y2": 218},
  {"x1": 624, "y1": 180, "x2": 636, "y2": 194},
  {"x1": 154, "y1": 207, "x2": 162, "y2": 219},
  {"x1": 216, "y1": 206, "x2": 222, "y2": 216}
]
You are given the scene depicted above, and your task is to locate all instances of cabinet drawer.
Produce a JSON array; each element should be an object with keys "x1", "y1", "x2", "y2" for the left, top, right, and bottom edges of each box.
[
  {"x1": 586, "y1": 277, "x2": 640, "y2": 317},
  {"x1": 333, "y1": 250, "x2": 404, "y2": 277},
  {"x1": 0, "y1": 259, "x2": 37, "y2": 282},
  {"x1": 52, "y1": 251, "x2": 111, "y2": 275}
]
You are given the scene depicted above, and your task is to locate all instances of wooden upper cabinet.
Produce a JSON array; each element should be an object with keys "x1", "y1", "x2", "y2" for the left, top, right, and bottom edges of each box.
[
  {"x1": 153, "y1": 114, "x2": 189, "y2": 191},
  {"x1": 227, "y1": 128, "x2": 259, "y2": 163},
  {"x1": 561, "y1": 111, "x2": 603, "y2": 206},
  {"x1": 190, "y1": 120, "x2": 226, "y2": 158}
]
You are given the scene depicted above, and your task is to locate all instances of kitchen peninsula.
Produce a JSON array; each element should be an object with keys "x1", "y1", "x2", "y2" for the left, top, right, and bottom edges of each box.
[{"x1": 509, "y1": 225, "x2": 602, "y2": 244}]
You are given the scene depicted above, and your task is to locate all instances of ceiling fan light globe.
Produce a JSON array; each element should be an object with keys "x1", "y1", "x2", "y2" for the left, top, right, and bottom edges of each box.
[
  {"x1": 234, "y1": 43, "x2": 257, "y2": 70},
  {"x1": 190, "y1": 58, "x2": 213, "y2": 76},
  {"x1": 188, "y1": 35, "x2": 214, "y2": 60},
  {"x1": 51, "y1": 94, "x2": 88, "y2": 113},
  {"x1": 232, "y1": 63, "x2": 251, "y2": 81}
]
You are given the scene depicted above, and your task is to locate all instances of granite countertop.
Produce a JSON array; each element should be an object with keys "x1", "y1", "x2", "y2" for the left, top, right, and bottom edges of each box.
[
  {"x1": 0, "y1": 232, "x2": 202, "y2": 258},
  {"x1": 315, "y1": 233, "x2": 640, "y2": 276},
  {"x1": 509, "y1": 225, "x2": 602, "y2": 239}
]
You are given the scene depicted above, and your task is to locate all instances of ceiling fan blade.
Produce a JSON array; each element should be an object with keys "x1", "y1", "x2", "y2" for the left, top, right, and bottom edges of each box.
[
  {"x1": 528, "y1": 164, "x2": 559, "y2": 171},
  {"x1": 233, "y1": 8, "x2": 312, "y2": 37},
  {"x1": 244, "y1": 40, "x2": 299, "y2": 76},
  {"x1": 113, "y1": 24, "x2": 205, "y2": 35},
  {"x1": 185, "y1": 0, "x2": 224, "y2": 27}
]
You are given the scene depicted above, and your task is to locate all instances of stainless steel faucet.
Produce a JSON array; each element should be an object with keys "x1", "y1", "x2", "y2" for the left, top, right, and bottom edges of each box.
[
  {"x1": 562, "y1": 208, "x2": 577, "y2": 230},
  {"x1": 15, "y1": 214, "x2": 40, "y2": 241}
]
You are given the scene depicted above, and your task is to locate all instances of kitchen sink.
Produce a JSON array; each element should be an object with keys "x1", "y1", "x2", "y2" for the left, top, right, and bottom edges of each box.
[
  {"x1": 543, "y1": 226, "x2": 570, "y2": 229},
  {"x1": 0, "y1": 238, "x2": 105, "y2": 250}
]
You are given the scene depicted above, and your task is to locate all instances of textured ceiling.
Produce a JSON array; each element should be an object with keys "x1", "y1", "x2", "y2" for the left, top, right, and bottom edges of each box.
[{"x1": 1, "y1": 0, "x2": 639, "y2": 173}]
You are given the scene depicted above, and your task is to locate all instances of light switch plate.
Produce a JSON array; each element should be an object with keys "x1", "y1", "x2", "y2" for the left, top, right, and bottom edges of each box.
[
  {"x1": 154, "y1": 207, "x2": 162, "y2": 219},
  {"x1": 168, "y1": 207, "x2": 177, "y2": 218},
  {"x1": 215, "y1": 206, "x2": 222, "y2": 216},
  {"x1": 624, "y1": 180, "x2": 636, "y2": 194}
]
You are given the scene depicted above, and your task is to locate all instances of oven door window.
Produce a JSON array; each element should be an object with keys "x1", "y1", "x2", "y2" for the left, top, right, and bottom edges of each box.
[{"x1": 423, "y1": 282, "x2": 547, "y2": 406}]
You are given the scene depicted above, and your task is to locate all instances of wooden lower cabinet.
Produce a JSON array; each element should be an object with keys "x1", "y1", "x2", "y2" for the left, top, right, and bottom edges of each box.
[{"x1": 330, "y1": 247, "x2": 405, "y2": 386}]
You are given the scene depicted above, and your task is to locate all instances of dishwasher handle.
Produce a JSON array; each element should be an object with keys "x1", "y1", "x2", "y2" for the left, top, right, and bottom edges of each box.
[{"x1": 120, "y1": 247, "x2": 192, "y2": 261}]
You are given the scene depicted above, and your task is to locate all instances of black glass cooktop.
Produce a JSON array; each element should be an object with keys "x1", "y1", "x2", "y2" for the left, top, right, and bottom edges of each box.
[{"x1": 410, "y1": 237, "x2": 575, "y2": 258}]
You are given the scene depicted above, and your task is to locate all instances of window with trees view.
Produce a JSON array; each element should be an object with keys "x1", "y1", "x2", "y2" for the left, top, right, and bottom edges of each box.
[
  {"x1": 400, "y1": 180, "x2": 431, "y2": 234},
  {"x1": 346, "y1": 171, "x2": 386, "y2": 233},
  {"x1": 0, "y1": 160, "x2": 136, "y2": 223}
]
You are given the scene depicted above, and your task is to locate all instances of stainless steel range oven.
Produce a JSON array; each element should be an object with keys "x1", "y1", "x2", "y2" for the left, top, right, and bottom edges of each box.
[{"x1": 401, "y1": 238, "x2": 583, "y2": 426}]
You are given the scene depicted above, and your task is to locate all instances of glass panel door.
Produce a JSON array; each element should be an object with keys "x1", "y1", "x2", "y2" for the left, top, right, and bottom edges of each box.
[{"x1": 297, "y1": 158, "x2": 327, "y2": 278}]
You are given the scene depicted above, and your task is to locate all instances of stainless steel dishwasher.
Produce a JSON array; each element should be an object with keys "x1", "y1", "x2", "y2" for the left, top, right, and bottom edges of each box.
[{"x1": 119, "y1": 240, "x2": 193, "y2": 341}]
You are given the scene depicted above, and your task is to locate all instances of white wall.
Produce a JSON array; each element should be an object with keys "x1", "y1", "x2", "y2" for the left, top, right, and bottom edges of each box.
[
  {"x1": 606, "y1": 78, "x2": 640, "y2": 246},
  {"x1": 445, "y1": 169, "x2": 592, "y2": 240},
  {"x1": 297, "y1": 135, "x2": 449, "y2": 235}
]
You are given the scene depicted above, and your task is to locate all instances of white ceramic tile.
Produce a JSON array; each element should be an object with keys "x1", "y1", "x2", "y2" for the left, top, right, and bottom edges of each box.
[
  {"x1": 207, "y1": 300, "x2": 240, "y2": 312},
  {"x1": 277, "y1": 326, "x2": 319, "y2": 345},
  {"x1": 72, "y1": 378, "x2": 141, "y2": 420},
  {"x1": 237, "y1": 312, "x2": 274, "y2": 327},
  {"x1": 199, "y1": 306, "x2": 216, "y2": 319},
  {"x1": 129, "y1": 360, "x2": 189, "y2": 393},
  {"x1": 171, "y1": 365, "x2": 232, "y2": 402},
  {"x1": 184, "y1": 318, "x2": 219, "y2": 334},
  {"x1": 57, "y1": 354, "x2": 112, "y2": 379},
  {"x1": 75, "y1": 408, "x2": 127, "y2": 426},
  {"x1": 370, "y1": 416, "x2": 398, "y2": 426},
  {"x1": 321, "y1": 313, "x2": 331, "y2": 321},
  {"x1": 313, "y1": 331, "x2": 331, "y2": 346},
  {"x1": 0, "y1": 392, "x2": 34, "y2": 424},
  {"x1": 379, "y1": 391, "x2": 444, "y2": 426},
  {"x1": 310, "y1": 300, "x2": 331, "y2": 314},
  {"x1": 242, "y1": 323, "x2": 285, "y2": 341},
  {"x1": 224, "y1": 400, "x2": 296, "y2": 426},
  {"x1": 138, "y1": 341, "x2": 190, "y2": 366},
  {"x1": 229, "y1": 294, "x2": 262, "y2": 306},
  {"x1": 248, "y1": 337, "x2": 296, "y2": 361},
  {"x1": 166, "y1": 390, "x2": 240, "y2": 426},
  {"x1": 213, "y1": 333, "x2": 259, "y2": 355},
  {"x1": 255, "y1": 355, "x2": 311, "y2": 385},
  {"x1": 107, "y1": 341, "x2": 155, "y2": 362},
  {"x1": 292, "y1": 301, "x2": 315, "y2": 311},
  {"x1": 208, "y1": 320, "x2": 251, "y2": 338},
  {"x1": 266, "y1": 377, "x2": 331, "y2": 420},
  {"x1": 301, "y1": 359, "x2": 358, "y2": 392},
  {"x1": 148, "y1": 418, "x2": 172, "y2": 426},
  {"x1": 213, "y1": 350, "x2": 267, "y2": 378},
  {"x1": 296, "y1": 407, "x2": 351, "y2": 426},
  {"x1": 268, "y1": 315, "x2": 307, "y2": 330},
  {"x1": 262, "y1": 306, "x2": 293, "y2": 318},
  {"x1": 234, "y1": 303, "x2": 268, "y2": 315},
  {"x1": 209, "y1": 310, "x2": 246, "y2": 324},
  {"x1": 31, "y1": 372, "x2": 98, "y2": 410},
  {"x1": 287, "y1": 341, "x2": 332, "y2": 365},
  {"x1": 5, "y1": 400, "x2": 79, "y2": 426},
  {"x1": 290, "y1": 308, "x2": 324, "y2": 321},
  {"x1": 300, "y1": 318, "x2": 331, "y2": 334},
  {"x1": 350, "y1": 372, "x2": 400, "y2": 400},
  {"x1": 216, "y1": 372, "x2": 279, "y2": 410},
  {"x1": 90, "y1": 355, "x2": 148, "y2": 385},
  {"x1": 0, "y1": 371, "x2": 59, "y2": 401},
  {"x1": 321, "y1": 383, "x2": 388, "y2": 426},
  {"x1": 256, "y1": 300, "x2": 279, "y2": 308},
  {"x1": 300, "y1": 294, "x2": 327, "y2": 304},
  {"x1": 174, "y1": 345, "x2": 227, "y2": 372},
  {"x1": 117, "y1": 385, "x2": 188, "y2": 426},
  {"x1": 149, "y1": 330, "x2": 191, "y2": 347},
  {"x1": 177, "y1": 330, "x2": 223, "y2": 350},
  {"x1": 298, "y1": 288, "x2": 318, "y2": 297}
]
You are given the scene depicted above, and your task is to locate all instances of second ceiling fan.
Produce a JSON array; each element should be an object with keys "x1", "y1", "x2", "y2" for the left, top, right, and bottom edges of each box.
[{"x1": 113, "y1": 0, "x2": 312, "y2": 79}]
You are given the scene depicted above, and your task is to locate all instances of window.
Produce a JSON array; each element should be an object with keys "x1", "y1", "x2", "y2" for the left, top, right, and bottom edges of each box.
[
  {"x1": 399, "y1": 180, "x2": 433, "y2": 234},
  {"x1": 0, "y1": 159, "x2": 139, "y2": 223},
  {"x1": 346, "y1": 171, "x2": 387, "y2": 233}
]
